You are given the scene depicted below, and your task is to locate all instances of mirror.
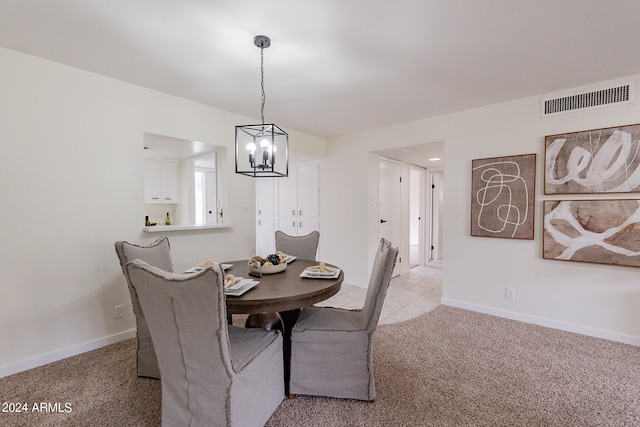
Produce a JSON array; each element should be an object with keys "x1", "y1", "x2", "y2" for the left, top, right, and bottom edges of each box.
[{"x1": 143, "y1": 132, "x2": 226, "y2": 227}]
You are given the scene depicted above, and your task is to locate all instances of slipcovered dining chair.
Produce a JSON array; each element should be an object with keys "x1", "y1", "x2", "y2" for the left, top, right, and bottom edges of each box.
[
  {"x1": 289, "y1": 238, "x2": 398, "y2": 401},
  {"x1": 114, "y1": 236, "x2": 173, "y2": 379},
  {"x1": 273, "y1": 230, "x2": 321, "y2": 330},
  {"x1": 126, "y1": 259, "x2": 284, "y2": 427},
  {"x1": 275, "y1": 230, "x2": 320, "y2": 261}
]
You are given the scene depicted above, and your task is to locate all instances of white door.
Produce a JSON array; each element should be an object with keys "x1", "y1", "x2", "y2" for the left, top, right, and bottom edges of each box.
[
  {"x1": 378, "y1": 158, "x2": 402, "y2": 275},
  {"x1": 430, "y1": 170, "x2": 444, "y2": 263},
  {"x1": 205, "y1": 171, "x2": 217, "y2": 224},
  {"x1": 409, "y1": 166, "x2": 426, "y2": 268}
]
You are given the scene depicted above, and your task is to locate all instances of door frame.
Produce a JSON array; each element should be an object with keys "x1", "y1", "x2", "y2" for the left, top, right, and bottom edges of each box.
[{"x1": 428, "y1": 168, "x2": 444, "y2": 264}]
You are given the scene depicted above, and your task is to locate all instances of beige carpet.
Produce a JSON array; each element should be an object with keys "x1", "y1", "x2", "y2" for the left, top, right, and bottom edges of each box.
[{"x1": 2, "y1": 306, "x2": 640, "y2": 426}]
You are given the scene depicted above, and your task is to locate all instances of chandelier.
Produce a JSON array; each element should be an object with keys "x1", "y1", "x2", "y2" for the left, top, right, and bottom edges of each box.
[{"x1": 235, "y1": 35, "x2": 289, "y2": 178}]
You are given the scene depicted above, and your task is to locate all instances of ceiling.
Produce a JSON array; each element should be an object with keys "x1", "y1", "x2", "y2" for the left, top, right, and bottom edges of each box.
[
  {"x1": 2, "y1": 1, "x2": 640, "y2": 153},
  {"x1": 377, "y1": 141, "x2": 444, "y2": 169},
  {"x1": 144, "y1": 133, "x2": 218, "y2": 160}
]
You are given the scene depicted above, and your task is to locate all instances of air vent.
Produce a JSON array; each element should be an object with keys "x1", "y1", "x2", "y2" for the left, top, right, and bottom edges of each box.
[{"x1": 541, "y1": 82, "x2": 634, "y2": 116}]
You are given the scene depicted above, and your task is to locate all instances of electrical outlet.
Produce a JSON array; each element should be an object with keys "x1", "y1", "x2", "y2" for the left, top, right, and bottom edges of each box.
[
  {"x1": 505, "y1": 287, "x2": 515, "y2": 300},
  {"x1": 114, "y1": 304, "x2": 124, "y2": 319}
]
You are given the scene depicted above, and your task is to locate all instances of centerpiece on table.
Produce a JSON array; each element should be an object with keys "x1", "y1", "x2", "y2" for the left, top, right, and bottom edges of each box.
[{"x1": 248, "y1": 251, "x2": 288, "y2": 275}]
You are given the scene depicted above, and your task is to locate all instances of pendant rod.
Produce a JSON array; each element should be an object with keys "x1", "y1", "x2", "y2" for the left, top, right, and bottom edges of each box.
[
  {"x1": 260, "y1": 45, "x2": 265, "y2": 126},
  {"x1": 254, "y1": 35, "x2": 271, "y2": 126}
]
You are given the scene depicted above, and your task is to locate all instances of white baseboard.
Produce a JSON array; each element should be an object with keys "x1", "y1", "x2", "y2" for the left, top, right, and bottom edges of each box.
[
  {"x1": 0, "y1": 329, "x2": 136, "y2": 379},
  {"x1": 441, "y1": 298, "x2": 640, "y2": 347},
  {"x1": 343, "y1": 279, "x2": 367, "y2": 289}
]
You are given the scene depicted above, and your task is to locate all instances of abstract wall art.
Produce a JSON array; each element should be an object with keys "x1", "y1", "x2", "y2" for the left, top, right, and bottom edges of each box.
[
  {"x1": 545, "y1": 123, "x2": 640, "y2": 194},
  {"x1": 543, "y1": 199, "x2": 640, "y2": 267},
  {"x1": 471, "y1": 154, "x2": 536, "y2": 239}
]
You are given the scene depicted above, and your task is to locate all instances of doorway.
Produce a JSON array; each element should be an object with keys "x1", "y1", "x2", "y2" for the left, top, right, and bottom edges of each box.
[
  {"x1": 191, "y1": 154, "x2": 219, "y2": 225},
  {"x1": 373, "y1": 141, "x2": 444, "y2": 273},
  {"x1": 194, "y1": 169, "x2": 217, "y2": 225}
]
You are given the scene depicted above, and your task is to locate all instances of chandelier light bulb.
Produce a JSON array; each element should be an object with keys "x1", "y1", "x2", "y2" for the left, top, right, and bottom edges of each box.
[{"x1": 246, "y1": 142, "x2": 256, "y2": 153}]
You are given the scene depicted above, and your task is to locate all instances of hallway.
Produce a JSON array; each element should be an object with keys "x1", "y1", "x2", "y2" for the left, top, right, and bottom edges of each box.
[{"x1": 317, "y1": 265, "x2": 443, "y2": 324}]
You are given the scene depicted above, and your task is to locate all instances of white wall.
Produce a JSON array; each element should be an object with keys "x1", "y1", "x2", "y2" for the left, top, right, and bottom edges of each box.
[
  {"x1": 3, "y1": 44, "x2": 639, "y2": 377},
  {"x1": 0, "y1": 47, "x2": 324, "y2": 377},
  {"x1": 321, "y1": 75, "x2": 640, "y2": 345}
]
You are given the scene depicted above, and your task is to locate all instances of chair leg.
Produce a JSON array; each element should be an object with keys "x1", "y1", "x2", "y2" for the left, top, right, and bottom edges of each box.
[{"x1": 288, "y1": 393, "x2": 296, "y2": 399}]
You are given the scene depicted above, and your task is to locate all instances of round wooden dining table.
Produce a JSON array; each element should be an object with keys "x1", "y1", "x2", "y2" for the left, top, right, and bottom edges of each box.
[
  {"x1": 223, "y1": 259, "x2": 343, "y2": 315},
  {"x1": 223, "y1": 258, "x2": 343, "y2": 395}
]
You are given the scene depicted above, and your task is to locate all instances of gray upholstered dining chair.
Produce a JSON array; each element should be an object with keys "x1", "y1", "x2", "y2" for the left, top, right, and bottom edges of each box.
[
  {"x1": 274, "y1": 230, "x2": 320, "y2": 260},
  {"x1": 289, "y1": 238, "x2": 398, "y2": 401},
  {"x1": 114, "y1": 236, "x2": 173, "y2": 379},
  {"x1": 126, "y1": 259, "x2": 285, "y2": 427},
  {"x1": 273, "y1": 230, "x2": 321, "y2": 327}
]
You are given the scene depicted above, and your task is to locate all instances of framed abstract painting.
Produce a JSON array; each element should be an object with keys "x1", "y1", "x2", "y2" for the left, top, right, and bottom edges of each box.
[
  {"x1": 544, "y1": 123, "x2": 640, "y2": 194},
  {"x1": 471, "y1": 153, "x2": 536, "y2": 239},
  {"x1": 543, "y1": 199, "x2": 640, "y2": 267}
]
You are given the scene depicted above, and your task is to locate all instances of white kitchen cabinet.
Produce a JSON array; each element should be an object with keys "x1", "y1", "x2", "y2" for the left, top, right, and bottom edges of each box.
[
  {"x1": 278, "y1": 163, "x2": 319, "y2": 219},
  {"x1": 256, "y1": 217, "x2": 276, "y2": 257},
  {"x1": 144, "y1": 159, "x2": 179, "y2": 203},
  {"x1": 278, "y1": 172, "x2": 297, "y2": 218},
  {"x1": 255, "y1": 161, "x2": 320, "y2": 255},
  {"x1": 278, "y1": 162, "x2": 319, "y2": 236},
  {"x1": 255, "y1": 178, "x2": 277, "y2": 257},
  {"x1": 256, "y1": 177, "x2": 275, "y2": 217},
  {"x1": 296, "y1": 162, "x2": 319, "y2": 218},
  {"x1": 278, "y1": 217, "x2": 319, "y2": 237}
]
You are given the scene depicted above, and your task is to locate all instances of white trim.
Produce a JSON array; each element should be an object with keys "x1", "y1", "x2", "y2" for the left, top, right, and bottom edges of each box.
[
  {"x1": 143, "y1": 223, "x2": 233, "y2": 232},
  {"x1": 428, "y1": 168, "x2": 444, "y2": 263},
  {"x1": 0, "y1": 329, "x2": 136, "y2": 379},
  {"x1": 343, "y1": 280, "x2": 367, "y2": 289},
  {"x1": 441, "y1": 298, "x2": 640, "y2": 347}
]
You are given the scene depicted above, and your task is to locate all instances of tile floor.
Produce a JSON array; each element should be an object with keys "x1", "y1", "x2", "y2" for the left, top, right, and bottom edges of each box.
[{"x1": 315, "y1": 264, "x2": 443, "y2": 324}]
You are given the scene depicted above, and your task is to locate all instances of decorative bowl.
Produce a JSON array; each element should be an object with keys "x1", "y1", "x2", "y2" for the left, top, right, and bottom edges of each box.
[{"x1": 248, "y1": 261, "x2": 287, "y2": 275}]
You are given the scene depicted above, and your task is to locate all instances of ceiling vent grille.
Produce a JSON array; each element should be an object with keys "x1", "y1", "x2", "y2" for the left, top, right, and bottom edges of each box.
[{"x1": 541, "y1": 82, "x2": 634, "y2": 116}]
